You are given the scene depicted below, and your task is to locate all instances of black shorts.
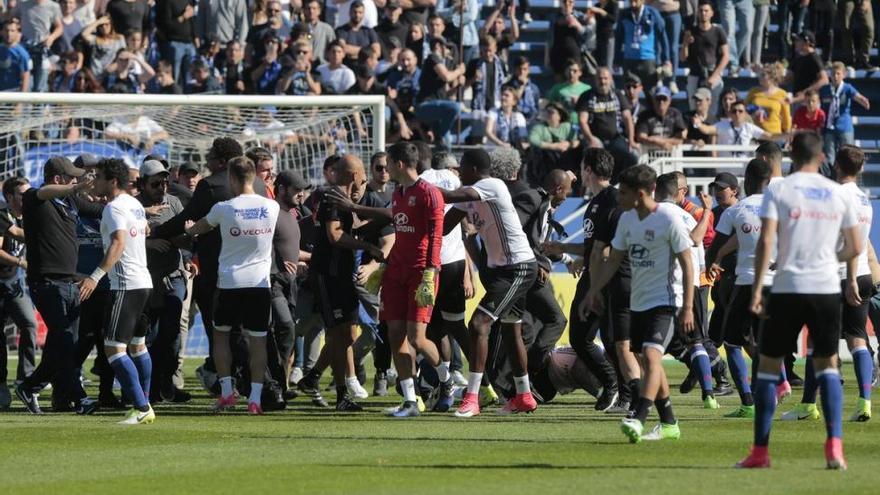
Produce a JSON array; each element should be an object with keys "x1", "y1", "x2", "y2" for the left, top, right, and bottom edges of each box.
[
  {"x1": 606, "y1": 275, "x2": 632, "y2": 343},
  {"x1": 434, "y1": 259, "x2": 467, "y2": 322},
  {"x1": 312, "y1": 274, "x2": 359, "y2": 328},
  {"x1": 214, "y1": 287, "x2": 272, "y2": 337},
  {"x1": 841, "y1": 275, "x2": 874, "y2": 340},
  {"x1": 477, "y1": 262, "x2": 538, "y2": 323},
  {"x1": 631, "y1": 306, "x2": 677, "y2": 353},
  {"x1": 673, "y1": 286, "x2": 707, "y2": 346},
  {"x1": 760, "y1": 293, "x2": 841, "y2": 359},
  {"x1": 103, "y1": 289, "x2": 151, "y2": 346},
  {"x1": 722, "y1": 285, "x2": 765, "y2": 348}
]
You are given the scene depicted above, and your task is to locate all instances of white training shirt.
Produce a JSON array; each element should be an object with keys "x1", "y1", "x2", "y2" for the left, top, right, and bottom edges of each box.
[
  {"x1": 205, "y1": 194, "x2": 280, "y2": 289},
  {"x1": 611, "y1": 202, "x2": 693, "y2": 311},
  {"x1": 453, "y1": 177, "x2": 535, "y2": 268},
  {"x1": 420, "y1": 168, "x2": 466, "y2": 265},
  {"x1": 760, "y1": 171, "x2": 859, "y2": 294},
  {"x1": 101, "y1": 193, "x2": 152, "y2": 291},
  {"x1": 715, "y1": 194, "x2": 775, "y2": 286},
  {"x1": 837, "y1": 181, "x2": 873, "y2": 280}
]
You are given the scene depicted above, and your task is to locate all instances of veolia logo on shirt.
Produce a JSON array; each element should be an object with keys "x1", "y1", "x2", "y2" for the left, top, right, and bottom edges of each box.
[
  {"x1": 229, "y1": 226, "x2": 273, "y2": 237},
  {"x1": 129, "y1": 226, "x2": 146, "y2": 237}
]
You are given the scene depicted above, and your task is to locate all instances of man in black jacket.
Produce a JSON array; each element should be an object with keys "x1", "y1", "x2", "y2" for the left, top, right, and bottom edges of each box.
[{"x1": 152, "y1": 137, "x2": 266, "y2": 380}]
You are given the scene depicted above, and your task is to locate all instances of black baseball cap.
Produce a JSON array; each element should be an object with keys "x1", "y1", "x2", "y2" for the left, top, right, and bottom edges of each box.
[
  {"x1": 179, "y1": 162, "x2": 201, "y2": 175},
  {"x1": 710, "y1": 172, "x2": 738, "y2": 190},
  {"x1": 794, "y1": 30, "x2": 816, "y2": 46},
  {"x1": 276, "y1": 169, "x2": 312, "y2": 190},
  {"x1": 44, "y1": 156, "x2": 85, "y2": 179},
  {"x1": 73, "y1": 153, "x2": 99, "y2": 169}
]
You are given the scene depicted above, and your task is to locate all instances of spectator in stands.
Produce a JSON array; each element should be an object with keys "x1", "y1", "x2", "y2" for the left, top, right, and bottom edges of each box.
[
  {"x1": 250, "y1": 0, "x2": 269, "y2": 27},
  {"x1": 681, "y1": 0, "x2": 728, "y2": 117},
  {"x1": 50, "y1": 50, "x2": 79, "y2": 92},
  {"x1": 336, "y1": 1, "x2": 381, "y2": 67},
  {"x1": 617, "y1": 0, "x2": 670, "y2": 91},
  {"x1": 792, "y1": 89, "x2": 826, "y2": 132},
  {"x1": 251, "y1": 34, "x2": 284, "y2": 94},
  {"x1": 348, "y1": 63, "x2": 385, "y2": 96},
  {"x1": 57, "y1": 0, "x2": 83, "y2": 55},
  {"x1": 547, "y1": 0, "x2": 589, "y2": 76},
  {"x1": 635, "y1": 85, "x2": 686, "y2": 151},
  {"x1": 745, "y1": 62, "x2": 792, "y2": 135},
  {"x1": 177, "y1": 162, "x2": 202, "y2": 193},
  {"x1": 375, "y1": 0, "x2": 406, "y2": 60},
  {"x1": 717, "y1": 0, "x2": 752, "y2": 76},
  {"x1": 302, "y1": 0, "x2": 335, "y2": 65},
  {"x1": 506, "y1": 55, "x2": 541, "y2": 124},
  {"x1": 317, "y1": 40, "x2": 356, "y2": 93},
  {"x1": 647, "y1": 0, "x2": 681, "y2": 93},
  {"x1": 716, "y1": 86, "x2": 738, "y2": 119},
  {"x1": 788, "y1": 30, "x2": 829, "y2": 103},
  {"x1": 335, "y1": 0, "x2": 378, "y2": 29},
  {"x1": 74, "y1": 0, "x2": 96, "y2": 26},
  {"x1": 155, "y1": 0, "x2": 197, "y2": 85},
  {"x1": 684, "y1": 87, "x2": 717, "y2": 155},
  {"x1": 809, "y1": 0, "x2": 835, "y2": 66},
  {"x1": 480, "y1": 1, "x2": 520, "y2": 64},
  {"x1": 693, "y1": 99, "x2": 778, "y2": 156},
  {"x1": 106, "y1": 0, "x2": 150, "y2": 40},
  {"x1": 385, "y1": 48, "x2": 421, "y2": 141},
  {"x1": 747, "y1": 0, "x2": 770, "y2": 72},
  {"x1": 591, "y1": 0, "x2": 618, "y2": 68},
  {"x1": 620, "y1": 73, "x2": 644, "y2": 119},
  {"x1": 437, "y1": 0, "x2": 479, "y2": 64},
  {"x1": 149, "y1": 59, "x2": 183, "y2": 94},
  {"x1": 576, "y1": 66, "x2": 638, "y2": 176},
  {"x1": 221, "y1": 40, "x2": 248, "y2": 94},
  {"x1": 820, "y1": 61, "x2": 871, "y2": 177},
  {"x1": 485, "y1": 85, "x2": 528, "y2": 148},
  {"x1": 0, "y1": 18, "x2": 31, "y2": 92},
  {"x1": 102, "y1": 48, "x2": 154, "y2": 93},
  {"x1": 186, "y1": 57, "x2": 223, "y2": 93},
  {"x1": 780, "y1": 0, "x2": 808, "y2": 60},
  {"x1": 81, "y1": 15, "x2": 125, "y2": 78},
  {"x1": 247, "y1": 0, "x2": 291, "y2": 64},
  {"x1": 466, "y1": 35, "x2": 507, "y2": 124},
  {"x1": 415, "y1": 36, "x2": 465, "y2": 146},
  {"x1": 408, "y1": 17, "x2": 429, "y2": 62},
  {"x1": 546, "y1": 58, "x2": 590, "y2": 124},
  {"x1": 16, "y1": 0, "x2": 62, "y2": 92},
  {"x1": 71, "y1": 66, "x2": 103, "y2": 93},
  {"x1": 528, "y1": 102, "x2": 580, "y2": 183},
  {"x1": 838, "y1": 0, "x2": 877, "y2": 71},
  {"x1": 196, "y1": 0, "x2": 249, "y2": 48},
  {"x1": 277, "y1": 41, "x2": 322, "y2": 95}
]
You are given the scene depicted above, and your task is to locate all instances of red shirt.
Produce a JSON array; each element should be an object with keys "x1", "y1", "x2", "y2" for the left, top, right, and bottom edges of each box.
[
  {"x1": 681, "y1": 198, "x2": 715, "y2": 249},
  {"x1": 388, "y1": 179, "x2": 444, "y2": 270},
  {"x1": 793, "y1": 106, "x2": 826, "y2": 132}
]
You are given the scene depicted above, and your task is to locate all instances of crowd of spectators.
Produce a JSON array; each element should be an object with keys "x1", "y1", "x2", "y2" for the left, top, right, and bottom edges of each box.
[{"x1": 0, "y1": 0, "x2": 878, "y2": 183}]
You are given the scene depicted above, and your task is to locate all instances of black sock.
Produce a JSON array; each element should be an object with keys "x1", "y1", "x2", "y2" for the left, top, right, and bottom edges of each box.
[
  {"x1": 654, "y1": 396, "x2": 676, "y2": 424},
  {"x1": 628, "y1": 379, "x2": 640, "y2": 408},
  {"x1": 335, "y1": 385, "x2": 347, "y2": 401},
  {"x1": 741, "y1": 391, "x2": 754, "y2": 406},
  {"x1": 138, "y1": 404, "x2": 151, "y2": 413},
  {"x1": 701, "y1": 389, "x2": 715, "y2": 401},
  {"x1": 634, "y1": 397, "x2": 653, "y2": 424}
]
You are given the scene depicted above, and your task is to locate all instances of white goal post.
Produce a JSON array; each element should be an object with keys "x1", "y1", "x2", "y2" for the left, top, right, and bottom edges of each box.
[{"x1": 0, "y1": 93, "x2": 386, "y2": 185}]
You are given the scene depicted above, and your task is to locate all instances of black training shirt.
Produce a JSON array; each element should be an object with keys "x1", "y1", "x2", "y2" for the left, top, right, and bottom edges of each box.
[{"x1": 584, "y1": 185, "x2": 631, "y2": 279}]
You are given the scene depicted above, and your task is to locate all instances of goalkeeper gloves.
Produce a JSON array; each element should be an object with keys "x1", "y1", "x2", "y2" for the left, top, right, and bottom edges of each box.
[
  {"x1": 364, "y1": 264, "x2": 386, "y2": 294},
  {"x1": 415, "y1": 269, "x2": 437, "y2": 308}
]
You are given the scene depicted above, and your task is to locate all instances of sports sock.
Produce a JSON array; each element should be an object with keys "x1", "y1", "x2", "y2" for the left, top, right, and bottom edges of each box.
[
  {"x1": 726, "y1": 345, "x2": 753, "y2": 406},
  {"x1": 400, "y1": 377, "x2": 417, "y2": 403},
  {"x1": 219, "y1": 377, "x2": 234, "y2": 398},
  {"x1": 634, "y1": 397, "x2": 653, "y2": 424},
  {"x1": 467, "y1": 372, "x2": 483, "y2": 395},
  {"x1": 778, "y1": 363, "x2": 787, "y2": 385},
  {"x1": 753, "y1": 372, "x2": 778, "y2": 447},
  {"x1": 802, "y1": 353, "x2": 818, "y2": 404},
  {"x1": 816, "y1": 368, "x2": 843, "y2": 439},
  {"x1": 435, "y1": 362, "x2": 450, "y2": 383},
  {"x1": 130, "y1": 349, "x2": 152, "y2": 399},
  {"x1": 513, "y1": 374, "x2": 530, "y2": 395},
  {"x1": 108, "y1": 353, "x2": 148, "y2": 412},
  {"x1": 852, "y1": 346, "x2": 873, "y2": 400},
  {"x1": 654, "y1": 396, "x2": 676, "y2": 424},
  {"x1": 335, "y1": 384, "x2": 347, "y2": 401},
  {"x1": 690, "y1": 345, "x2": 714, "y2": 399},
  {"x1": 249, "y1": 382, "x2": 263, "y2": 406},
  {"x1": 628, "y1": 379, "x2": 640, "y2": 411}
]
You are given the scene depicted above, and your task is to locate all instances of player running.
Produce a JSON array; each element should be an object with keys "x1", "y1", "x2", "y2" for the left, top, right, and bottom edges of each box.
[
  {"x1": 736, "y1": 132, "x2": 862, "y2": 470},
  {"x1": 440, "y1": 149, "x2": 539, "y2": 417},
  {"x1": 587, "y1": 165, "x2": 696, "y2": 443},
  {"x1": 79, "y1": 158, "x2": 154, "y2": 425},
  {"x1": 185, "y1": 157, "x2": 280, "y2": 415}
]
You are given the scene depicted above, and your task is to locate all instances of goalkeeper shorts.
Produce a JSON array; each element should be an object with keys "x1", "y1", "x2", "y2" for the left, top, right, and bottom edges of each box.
[{"x1": 380, "y1": 267, "x2": 439, "y2": 324}]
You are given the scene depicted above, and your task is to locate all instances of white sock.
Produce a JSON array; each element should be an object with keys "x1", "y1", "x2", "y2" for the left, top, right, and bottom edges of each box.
[
  {"x1": 467, "y1": 372, "x2": 483, "y2": 395},
  {"x1": 401, "y1": 378, "x2": 417, "y2": 402},
  {"x1": 345, "y1": 376, "x2": 359, "y2": 388},
  {"x1": 514, "y1": 374, "x2": 530, "y2": 395},
  {"x1": 219, "y1": 377, "x2": 233, "y2": 398},
  {"x1": 435, "y1": 362, "x2": 450, "y2": 383},
  {"x1": 249, "y1": 383, "x2": 263, "y2": 405}
]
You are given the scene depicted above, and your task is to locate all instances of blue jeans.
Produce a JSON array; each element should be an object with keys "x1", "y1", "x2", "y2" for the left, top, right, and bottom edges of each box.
[
  {"x1": 21, "y1": 279, "x2": 82, "y2": 400},
  {"x1": 416, "y1": 100, "x2": 461, "y2": 146},
  {"x1": 26, "y1": 44, "x2": 49, "y2": 93},
  {"x1": 821, "y1": 129, "x2": 855, "y2": 178},
  {"x1": 161, "y1": 41, "x2": 197, "y2": 85},
  {"x1": 719, "y1": 0, "x2": 755, "y2": 70},
  {"x1": 0, "y1": 276, "x2": 37, "y2": 383},
  {"x1": 146, "y1": 275, "x2": 186, "y2": 395},
  {"x1": 662, "y1": 12, "x2": 681, "y2": 77}
]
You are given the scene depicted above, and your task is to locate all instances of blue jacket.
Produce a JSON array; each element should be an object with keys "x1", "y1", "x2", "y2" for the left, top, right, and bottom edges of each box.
[{"x1": 616, "y1": 5, "x2": 669, "y2": 63}]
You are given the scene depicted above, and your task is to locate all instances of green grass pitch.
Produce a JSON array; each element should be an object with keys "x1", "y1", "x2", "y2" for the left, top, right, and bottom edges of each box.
[{"x1": 0, "y1": 359, "x2": 877, "y2": 494}]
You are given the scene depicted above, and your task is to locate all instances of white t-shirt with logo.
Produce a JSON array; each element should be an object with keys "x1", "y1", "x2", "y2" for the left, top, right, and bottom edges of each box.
[
  {"x1": 611, "y1": 202, "x2": 694, "y2": 311},
  {"x1": 205, "y1": 194, "x2": 280, "y2": 289},
  {"x1": 101, "y1": 193, "x2": 152, "y2": 291},
  {"x1": 715, "y1": 194, "x2": 775, "y2": 286},
  {"x1": 837, "y1": 182, "x2": 873, "y2": 280},
  {"x1": 760, "y1": 172, "x2": 859, "y2": 294},
  {"x1": 420, "y1": 168, "x2": 466, "y2": 265},
  {"x1": 453, "y1": 177, "x2": 535, "y2": 268}
]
